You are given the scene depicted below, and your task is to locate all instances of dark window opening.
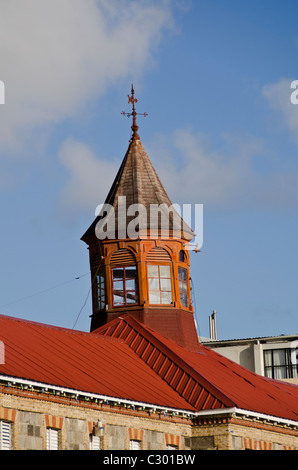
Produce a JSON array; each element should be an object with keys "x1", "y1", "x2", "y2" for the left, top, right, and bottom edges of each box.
[{"x1": 264, "y1": 348, "x2": 298, "y2": 379}]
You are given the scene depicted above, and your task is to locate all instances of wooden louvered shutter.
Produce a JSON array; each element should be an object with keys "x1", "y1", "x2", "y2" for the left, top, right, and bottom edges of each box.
[
  {"x1": 110, "y1": 248, "x2": 136, "y2": 267},
  {"x1": 46, "y1": 428, "x2": 59, "y2": 450},
  {"x1": 89, "y1": 434, "x2": 101, "y2": 450},
  {"x1": 130, "y1": 439, "x2": 141, "y2": 450},
  {"x1": 146, "y1": 247, "x2": 171, "y2": 263},
  {"x1": 0, "y1": 421, "x2": 11, "y2": 450}
]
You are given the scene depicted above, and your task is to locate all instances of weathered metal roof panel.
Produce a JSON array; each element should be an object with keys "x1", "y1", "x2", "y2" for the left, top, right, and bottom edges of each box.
[
  {"x1": 96, "y1": 315, "x2": 298, "y2": 421},
  {"x1": 0, "y1": 314, "x2": 194, "y2": 411}
]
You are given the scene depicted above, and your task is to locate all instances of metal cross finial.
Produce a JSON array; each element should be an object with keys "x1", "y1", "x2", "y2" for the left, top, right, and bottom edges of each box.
[{"x1": 121, "y1": 85, "x2": 148, "y2": 141}]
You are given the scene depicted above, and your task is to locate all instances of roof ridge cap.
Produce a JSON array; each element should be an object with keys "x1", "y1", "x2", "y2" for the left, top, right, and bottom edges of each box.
[
  {"x1": 0, "y1": 313, "x2": 95, "y2": 339},
  {"x1": 102, "y1": 315, "x2": 237, "y2": 409}
]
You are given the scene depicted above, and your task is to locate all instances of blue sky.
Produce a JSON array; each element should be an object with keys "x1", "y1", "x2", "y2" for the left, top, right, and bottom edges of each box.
[{"x1": 0, "y1": 0, "x2": 297, "y2": 340}]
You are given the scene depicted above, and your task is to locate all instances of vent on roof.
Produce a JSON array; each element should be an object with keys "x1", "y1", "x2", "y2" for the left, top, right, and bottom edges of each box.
[
  {"x1": 110, "y1": 249, "x2": 136, "y2": 267},
  {"x1": 146, "y1": 247, "x2": 171, "y2": 263}
]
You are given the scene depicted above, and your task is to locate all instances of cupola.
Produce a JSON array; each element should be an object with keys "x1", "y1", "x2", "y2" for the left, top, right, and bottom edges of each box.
[{"x1": 81, "y1": 86, "x2": 199, "y2": 351}]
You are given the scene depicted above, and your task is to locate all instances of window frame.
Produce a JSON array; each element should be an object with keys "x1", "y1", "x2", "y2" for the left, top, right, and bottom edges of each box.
[
  {"x1": 147, "y1": 264, "x2": 173, "y2": 306},
  {"x1": 111, "y1": 265, "x2": 139, "y2": 308},
  {"x1": 178, "y1": 266, "x2": 189, "y2": 307},
  {"x1": 178, "y1": 250, "x2": 190, "y2": 309},
  {"x1": 94, "y1": 270, "x2": 106, "y2": 311},
  {"x1": 264, "y1": 347, "x2": 298, "y2": 379}
]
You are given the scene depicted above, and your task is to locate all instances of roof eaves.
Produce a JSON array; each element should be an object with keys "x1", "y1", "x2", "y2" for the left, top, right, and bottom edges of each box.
[{"x1": 0, "y1": 373, "x2": 196, "y2": 417}]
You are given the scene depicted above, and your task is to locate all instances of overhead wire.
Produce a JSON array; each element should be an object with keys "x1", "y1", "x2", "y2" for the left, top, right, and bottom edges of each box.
[
  {"x1": 71, "y1": 241, "x2": 104, "y2": 329},
  {"x1": 0, "y1": 232, "x2": 106, "y2": 330},
  {"x1": 190, "y1": 275, "x2": 201, "y2": 338},
  {"x1": 0, "y1": 272, "x2": 90, "y2": 310}
]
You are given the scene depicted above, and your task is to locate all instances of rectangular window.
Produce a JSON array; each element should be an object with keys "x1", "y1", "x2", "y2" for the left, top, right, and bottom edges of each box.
[
  {"x1": 112, "y1": 266, "x2": 138, "y2": 306},
  {"x1": 148, "y1": 265, "x2": 172, "y2": 305},
  {"x1": 130, "y1": 439, "x2": 141, "y2": 450},
  {"x1": 264, "y1": 348, "x2": 298, "y2": 379},
  {"x1": 0, "y1": 421, "x2": 12, "y2": 450},
  {"x1": 178, "y1": 267, "x2": 188, "y2": 307},
  {"x1": 95, "y1": 271, "x2": 105, "y2": 310},
  {"x1": 89, "y1": 434, "x2": 101, "y2": 450},
  {"x1": 46, "y1": 428, "x2": 59, "y2": 450}
]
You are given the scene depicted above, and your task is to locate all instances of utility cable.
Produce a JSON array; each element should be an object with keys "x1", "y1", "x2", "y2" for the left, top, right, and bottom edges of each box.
[
  {"x1": 71, "y1": 242, "x2": 104, "y2": 329},
  {"x1": 0, "y1": 272, "x2": 90, "y2": 310},
  {"x1": 190, "y1": 276, "x2": 201, "y2": 338}
]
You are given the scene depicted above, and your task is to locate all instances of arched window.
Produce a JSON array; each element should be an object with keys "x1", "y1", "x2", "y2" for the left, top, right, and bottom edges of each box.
[
  {"x1": 147, "y1": 248, "x2": 173, "y2": 305},
  {"x1": 110, "y1": 249, "x2": 138, "y2": 307},
  {"x1": 179, "y1": 250, "x2": 186, "y2": 263}
]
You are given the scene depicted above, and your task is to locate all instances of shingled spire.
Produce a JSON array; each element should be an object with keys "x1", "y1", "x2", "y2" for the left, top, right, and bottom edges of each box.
[{"x1": 82, "y1": 87, "x2": 194, "y2": 243}]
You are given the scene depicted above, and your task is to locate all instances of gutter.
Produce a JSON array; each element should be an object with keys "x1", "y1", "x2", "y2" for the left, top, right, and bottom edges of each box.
[
  {"x1": 1, "y1": 374, "x2": 298, "y2": 429},
  {"x1": 0, "y1": 374, "x2": 195, "y2": 418},
  {"x1": 194, "y1": 407, "x2": 298, "y2": 428}
]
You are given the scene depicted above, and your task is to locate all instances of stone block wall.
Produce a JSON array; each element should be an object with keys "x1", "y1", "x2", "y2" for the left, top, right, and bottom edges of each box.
[
  {"x1": 17, "y1": 411, "x2": 43, "y2": 450},
  {"x1": 65, "y1": 417, "x2": 87, "y2": 450},
  {"x1": 1, "y1": 391, "x2": 298, "y2": 450}
]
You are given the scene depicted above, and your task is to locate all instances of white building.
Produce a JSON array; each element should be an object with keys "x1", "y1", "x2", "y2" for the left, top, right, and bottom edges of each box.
[{"x1": 201, "y1": 312, "x2": 298, "y2": 385}]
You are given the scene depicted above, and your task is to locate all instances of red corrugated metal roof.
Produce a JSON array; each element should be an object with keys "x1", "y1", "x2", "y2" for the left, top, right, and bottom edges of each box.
[
  {"x1": 1, "y1": 313, "x2": 298, "y2": 422},
  {"x1": 95, "y1": 315, "x2": 233, "y2": 411},
  {"x1": 0, "y1": 314, "x2": 194, "y2": 411},
  {"x1": 95, "y1": 315, "x2": 298, "y2": 422}
]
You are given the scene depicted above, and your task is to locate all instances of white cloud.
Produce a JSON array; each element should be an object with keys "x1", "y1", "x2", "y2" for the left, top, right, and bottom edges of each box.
[
  {"x1": 0, "y1": 0, "x2": 174, "y2": 153},
  {"x1": 57, "y1": 126, "x2": 298, "y2": 218},
  {"x1": 58, "y1": 138, "x2": 118, "y2": 214},
  {"x1": 147, "y1": 129, "x2": 262, "y2": 207},
  {"x1": 262, "y1": 78, "x2": 298, "y2": 143},
  {"x1": 147, "y1": 128, "x2": 298, "y2": 210}
]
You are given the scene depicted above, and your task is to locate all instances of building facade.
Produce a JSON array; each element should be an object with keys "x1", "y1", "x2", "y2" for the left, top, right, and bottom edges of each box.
[{"x1": 1, "y1": 391, "x2": 298, "y2": 450}]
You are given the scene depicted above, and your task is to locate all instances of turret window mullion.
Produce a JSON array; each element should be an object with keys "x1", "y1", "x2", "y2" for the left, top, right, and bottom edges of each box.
[
  {"x1": 112, "y1": 266, "x2": 138, "y2": 307},
  {"x1": 148, "y1": 265, "x2": 172, "y2": 305},
  {"x1": 178, "y1": 266, "x2": 188, "y2": 307}
]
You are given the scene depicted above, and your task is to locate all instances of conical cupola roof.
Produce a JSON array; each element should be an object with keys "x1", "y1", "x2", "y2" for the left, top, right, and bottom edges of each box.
[
  {"x1": 81, "y1": 87, "x2": 195, "y2": 243},
  {"x1": 105, "y1": 138, "x2": 172, "y2": 209}
]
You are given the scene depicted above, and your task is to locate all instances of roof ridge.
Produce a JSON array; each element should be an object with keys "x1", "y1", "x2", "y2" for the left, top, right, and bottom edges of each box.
[
  {"x1": 95, "y1": 314, "x2": 236, "y2": 410},
  {"x1": 0, "y1": 313, "x2": 125, "y2": 343}
]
